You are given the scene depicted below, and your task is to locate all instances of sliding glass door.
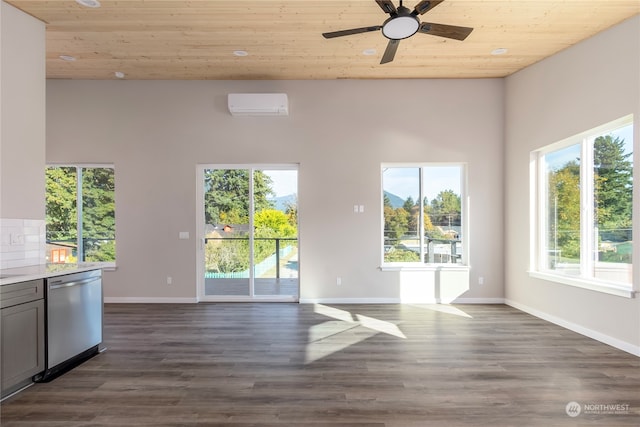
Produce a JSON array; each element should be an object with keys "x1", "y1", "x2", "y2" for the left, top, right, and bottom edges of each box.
[{"x1": 198, "y1": 165, "x2": 298, "y2": 301}]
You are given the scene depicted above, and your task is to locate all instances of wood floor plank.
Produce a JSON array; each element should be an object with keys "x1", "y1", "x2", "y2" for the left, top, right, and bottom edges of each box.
[{"x1": 0, "y1": 303, "x2": 638, "y2": 426}]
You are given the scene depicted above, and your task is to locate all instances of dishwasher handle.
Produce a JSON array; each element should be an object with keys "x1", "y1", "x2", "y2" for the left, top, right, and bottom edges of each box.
[{"x1": 48, "y1": 276, "x2": 101, "y2": 290}]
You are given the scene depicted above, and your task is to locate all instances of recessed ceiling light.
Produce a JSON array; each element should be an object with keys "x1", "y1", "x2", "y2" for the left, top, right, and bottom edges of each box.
[
  {"x1": 362, "y1": 49, "x2": 377, "y2": 56},
  {"x1": 491, "y1": 48, "x2": 508, "y2": 55},
  {"x1": 114, "y1": 71, "x2": 125, "y2": 79},
  {"x1": 59, "y1": 55, "x2": 76, "y2": 61},
  {"x1": 233, "y1": 50, "x2": 248, "y2": 57},
  {"x1": 75, "y1": 0, "x2": 101, "y2": 8}
]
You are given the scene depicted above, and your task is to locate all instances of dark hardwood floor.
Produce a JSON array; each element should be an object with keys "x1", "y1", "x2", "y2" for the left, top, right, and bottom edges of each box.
[{"x1": 1, "y1": 303, "x2": 639, "y2": 426}]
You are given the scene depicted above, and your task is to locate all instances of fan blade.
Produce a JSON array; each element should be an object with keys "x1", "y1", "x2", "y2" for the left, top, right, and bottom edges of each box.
[
  {"x1": 380, "y1": 39, "x2": 400, "y2": 64},
  {"x1": 322, "y1": 26, "x2": 381, "y2": 39},
  {"x1": 418, "y1": 22, "x2": 473, "y2": 40},
  {"x1": 412, "y1": 0, "x2": 444, "y2": 15},
  {"x1": 376, "y1": 0, "x2": 397, "y2": 15}
]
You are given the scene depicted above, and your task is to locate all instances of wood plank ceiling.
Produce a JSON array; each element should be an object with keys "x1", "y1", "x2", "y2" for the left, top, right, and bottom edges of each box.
[{"x1": 6, "y1": 0, "x2": 640, "y2": 80}]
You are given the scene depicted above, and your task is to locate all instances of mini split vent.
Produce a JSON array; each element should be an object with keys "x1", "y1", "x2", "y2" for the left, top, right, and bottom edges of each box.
[{"x1": 227, "y1": 93, "x2": 289, "y2": 117}]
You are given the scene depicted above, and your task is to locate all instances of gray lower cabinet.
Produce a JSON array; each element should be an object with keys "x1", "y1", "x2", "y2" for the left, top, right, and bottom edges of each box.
[{"x1": 1, "y1": 279, "x2": 45, "y2": 398}]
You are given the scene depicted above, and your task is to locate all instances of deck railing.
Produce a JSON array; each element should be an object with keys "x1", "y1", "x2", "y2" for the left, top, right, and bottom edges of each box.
[{"x1": 204, "y1": 237, "x2": 298, "y2": 279}]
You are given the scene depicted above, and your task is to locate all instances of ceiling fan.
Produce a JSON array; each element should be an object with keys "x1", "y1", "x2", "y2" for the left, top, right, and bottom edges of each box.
[{"x1": 322, "y1": 0, "x2": 474, "y2": 64}]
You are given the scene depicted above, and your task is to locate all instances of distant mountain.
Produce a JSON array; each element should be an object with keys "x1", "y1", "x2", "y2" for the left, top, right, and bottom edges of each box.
[
  {"x1": 271, "y1": 192, "x2": 404, "y2": 210},
  {"x1": 383, "y1": 191, "x2": 405, "y2": 208},
  {"x1": 269, "y1": 193, "x2": 297, "y2": 211}
]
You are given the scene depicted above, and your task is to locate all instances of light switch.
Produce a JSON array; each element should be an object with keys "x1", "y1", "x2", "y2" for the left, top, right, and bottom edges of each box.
[
  {"x1": 9, "y1": 233, "x2": 24, "y2": 245},
  {"x1": 179, "y1": 231, "x2": 190, "y2": 239},
  {"x1": 353, "y1": 205, "x2": 359, "y2": 213},
  {"x1": 359, "y1": 205, "x2": 365, "y2": 213}
]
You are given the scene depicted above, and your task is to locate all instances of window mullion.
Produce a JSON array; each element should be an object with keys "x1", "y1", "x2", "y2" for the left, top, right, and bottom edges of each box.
[
  {"x1": 581, "y1": 139, "x2": 595, "y2": 279},
  {"x1": 249, "y1": 168, "x2": 255, "y2": 297},
  {"x1": 419, "y1": 168, "x2": 425, "y2": 263},
  {"x1": 538, "y1": 152, "x2": 549, "y2": 271},
  {"x1": 76, "y1": 167, "x2": 84, "y2": 262}
]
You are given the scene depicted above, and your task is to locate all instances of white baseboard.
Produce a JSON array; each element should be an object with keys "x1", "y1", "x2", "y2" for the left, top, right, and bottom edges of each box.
[
  {"x1": 104, "y1": 297, "x2": 198, "y2": 304},
  {"x1": 299, "y1": 297, "x2": 505, "y2": 305},
  {"x1": 299, "y1": 298, "x2": 401, "y2": 304},
  {"x1": 451, "y1": 297, "x2": 506, "y2": 304},
  {"x1": 505, "y1": 299, "x2": 640, "y2": 357},
  {"x1": 106, "y1": 297, "x2": 504, "y2": 305}
]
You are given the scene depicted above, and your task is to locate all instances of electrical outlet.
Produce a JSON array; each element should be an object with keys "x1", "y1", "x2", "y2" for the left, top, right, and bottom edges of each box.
[
  {"x1": 336, "y1": 277, "x2": 342, "y2": 286},
  {"x1": 167, "y1": 276, "x2": 172, "y2": 285},
  {"x1": 478, "y1": 277, "x2": 484, "y2": 285}
]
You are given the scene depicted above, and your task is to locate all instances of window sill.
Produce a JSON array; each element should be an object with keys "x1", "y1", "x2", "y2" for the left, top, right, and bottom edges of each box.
[
  {"x1": 82, "y1": 262, "x2": 117, "y2": 272},
  {"x1": 528, "y1": 271, "x2": 636, "y2": 299},
  {"x1": 380, "y1": 264, "x2": 470, "y2": 272}
]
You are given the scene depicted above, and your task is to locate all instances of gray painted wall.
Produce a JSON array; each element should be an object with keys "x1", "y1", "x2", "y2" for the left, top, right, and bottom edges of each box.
[
  {"x1": 505, "y1": 15, "x2": 640, "y2": 352},
  {"x1": 46, "y1": 79, "x2": 505, "y2": 303}
]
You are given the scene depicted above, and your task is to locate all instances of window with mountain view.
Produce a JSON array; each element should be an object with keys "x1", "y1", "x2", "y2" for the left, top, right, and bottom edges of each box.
[
  {"x1": 534, "y1": 115, "x2": 633, "y2": 290},
  {"x1": 45, "y1": 165, "x2": 115, "y2": 264},
  {"x1": 382, "y1": 164, "x2": 465, "y2": 265}
]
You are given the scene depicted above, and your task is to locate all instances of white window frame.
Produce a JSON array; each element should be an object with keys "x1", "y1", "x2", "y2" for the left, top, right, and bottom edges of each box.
[
  {"x1": 380, "y1": 163, "x2": 468, "y2": 271},
  {"x1": 46, "y1": 163, "x2": 116, "y2": 269},
  {"x1": 529, "y1": 115, "x2": 636, "y2": 298}
]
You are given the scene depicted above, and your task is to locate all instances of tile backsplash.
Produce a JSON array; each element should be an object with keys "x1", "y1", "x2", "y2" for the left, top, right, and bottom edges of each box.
[{"x1": 0, "y1": 218, "x2": 46, "y2": 269}]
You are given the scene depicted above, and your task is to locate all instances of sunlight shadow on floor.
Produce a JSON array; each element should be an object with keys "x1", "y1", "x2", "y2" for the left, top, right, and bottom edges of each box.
[
  {"x1": 408, "y1": 304, "x2": 473, "y2": 318},
  {"x1": 305, "y1": 304, "x2": 407, "y2": 364},
  {"x1": 355, "y1": 314, "x2": 407, "y2": 338}
]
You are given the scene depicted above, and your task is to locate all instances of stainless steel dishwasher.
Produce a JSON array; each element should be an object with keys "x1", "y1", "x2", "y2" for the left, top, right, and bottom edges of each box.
[{"x1": 37, "y1": 269, "x2": 103, "y2": 381}]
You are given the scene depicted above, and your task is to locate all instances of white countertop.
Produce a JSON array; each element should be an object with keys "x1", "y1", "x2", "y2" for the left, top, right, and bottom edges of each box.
[{"x1": 0, "y1": 263, "x2": 104, "y2": 286}]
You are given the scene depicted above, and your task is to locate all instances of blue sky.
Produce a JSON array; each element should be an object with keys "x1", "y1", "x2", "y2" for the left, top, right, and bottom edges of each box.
[
  {"x1": 264, "y1": 170, "x2": 297, "y2": 197},
  {"x1": 546, "y1": 123, "x2": 634, "y2": 169},
  {"x1": 383, "y1": 166, "x2": 462, "y2": 202},
  {"x1": 266, "y1": 167, "x2": 463, "y2": 201}
]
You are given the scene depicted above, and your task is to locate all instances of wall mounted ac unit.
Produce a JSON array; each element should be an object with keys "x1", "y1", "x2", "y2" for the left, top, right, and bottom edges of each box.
[{"x1": 227, "y1": 93, "x2": 289, "y2": 117}]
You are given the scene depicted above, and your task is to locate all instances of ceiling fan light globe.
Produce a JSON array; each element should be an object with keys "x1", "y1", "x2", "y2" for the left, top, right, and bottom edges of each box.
[{"x1": 382, "y1": 15, "x2": 420, "y2": 40}]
